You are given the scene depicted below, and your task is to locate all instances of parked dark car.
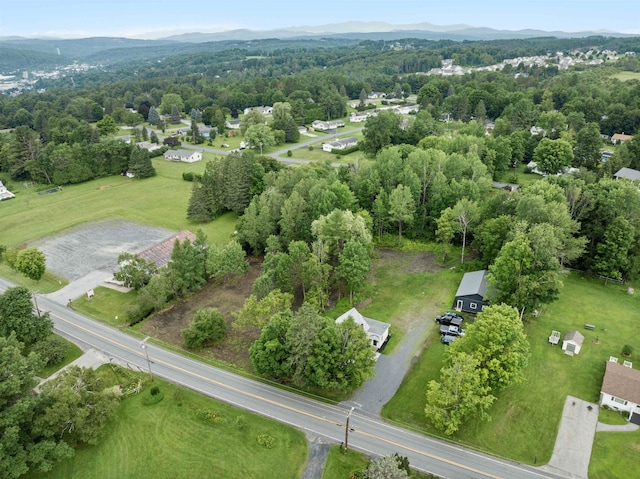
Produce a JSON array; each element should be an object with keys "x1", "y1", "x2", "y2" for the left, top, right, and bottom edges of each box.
[
  {"x1": 435, "y1": 312, "x2": 463, "y2": 327},
  {"x1": 441, "y1": 334, "x2": 456, "y2": 345},
  {"x1": 439, "y1": 325, "x2": 466, "y2": 337}
]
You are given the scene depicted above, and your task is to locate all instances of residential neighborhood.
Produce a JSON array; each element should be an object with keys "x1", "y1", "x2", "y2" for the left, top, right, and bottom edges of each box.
[{"x1": 0, "y1": 13, "x2": 639, "y2": 479}]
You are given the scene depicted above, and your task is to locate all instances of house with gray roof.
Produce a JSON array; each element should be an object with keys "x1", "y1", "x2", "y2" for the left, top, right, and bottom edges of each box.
[
  {"x1": 562, "y1": 330, "x2": 584, "y2": 355},
  {"x1": 614, "y1": 167, "x2": 640, "y2": 183},
  {"x1": 453, "y1": 270, "x2": 488, "y2": 313},
  {"x1": 335, "y1": 307, "x2": 390, "y2": 351},
  {"x1": 164, "y1": 149, "x2": 202, "y2": 163},
  {"x1": 323, "y1": 137, "x2": 358, "y2": 152}
]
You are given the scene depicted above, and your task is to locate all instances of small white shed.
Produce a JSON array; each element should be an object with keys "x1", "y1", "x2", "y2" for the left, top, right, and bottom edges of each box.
[{"x1": 562, "y1": 330, "x2": 585, "y2": 355}]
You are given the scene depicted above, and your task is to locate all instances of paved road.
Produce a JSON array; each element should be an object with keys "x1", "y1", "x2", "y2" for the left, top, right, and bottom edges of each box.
[
  {"x1": 177, "y1": 126, "x2": 364, "y2": 166},
  {"x1": 1, "y1": 278, "x2": 564, "y2": 479}
]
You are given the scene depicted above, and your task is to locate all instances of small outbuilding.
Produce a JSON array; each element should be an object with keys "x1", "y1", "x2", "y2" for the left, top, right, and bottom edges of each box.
[
  {"x1": 335, "y1": 307, "x2": 390, "y2": 351},
  {"x1": 562, "y1": 330, "x2": 585, "y2": 355},
  {"x1": 453, "y1": 270, "x2": 488, "y2": 313}
]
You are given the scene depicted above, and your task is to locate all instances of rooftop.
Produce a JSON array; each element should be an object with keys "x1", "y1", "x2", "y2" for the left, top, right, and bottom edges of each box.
[
  {"x1": 602, "y1": 360, "x2": 640, "y2": 404},
  {"x1": 335, "y1": 307, "x2": 390, "y2": 338},
  {"x1": 137, "y1": 230, "x2": 197, "y2": 268},
  {"x1": 455, "y1": 270, "x2": 488, "y2": 298},
  {"x1": 614, "y1": 167, "x2": 640, "y2": 182}
]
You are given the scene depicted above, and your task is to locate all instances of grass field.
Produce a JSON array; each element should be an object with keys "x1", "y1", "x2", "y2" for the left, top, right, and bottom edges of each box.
[
  {"x1": 382, "y1": 272, "x2": 640, "y2": 468},
  {"x1": 496, "y1": 162, "x2": 541, "y2": 187},
  {"x1": 0, "y1": 263, "x2": 68, "y2": 293},
  {"x1": 322, "y1": 446, "x2": 370, "y2": 479},
  {"x1": 30, "y1": 368, "x2": 308, "y2": 479},
  {"x1": 0, "y1": 159, "x2": 238, "y2": 249},
  {"x1": 589, "y1": 428, "x2": 640, "y2": 479},
  {"x1": 71, "y1": 286, "x2": 139, "y2": 327},
  {"x1": 610, "y1": 71, "x2": 640, "y2": 82}
]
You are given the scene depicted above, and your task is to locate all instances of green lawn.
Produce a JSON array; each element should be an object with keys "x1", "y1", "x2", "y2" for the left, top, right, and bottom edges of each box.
[
  {"x1": 322, "y1": 446, "x2": 369, "y2": 479},
  {"x1": 496, "y1": 162, "x2": 541, "y2": 188},
  {"x1": 382, "y1": 272, "x2": 640, "y2": 465},
  {"x1": 0, "y1": 159, "x2": 238, "y2": 248},
  {"x1": 71, "y1": 286, "x2": 139, "y2": 327},
  {"x1": 30, "y1": 369, "x2": 308, "y2": 479},
  {"x1": 610, "y1": 71, "x2": 640, "y2": 82},
  {"x1": 0, "y1": 263, "x2": 68, "y2": 293},
  {"x1": 590, "y1": 428, "x2": 640, "y2": 479},
  {"x1": 598, "y1": 407, "x2": 629, "y2": 425},
  {"x1": 37, "y1": 335, "x2": 84, "y2": 378}
]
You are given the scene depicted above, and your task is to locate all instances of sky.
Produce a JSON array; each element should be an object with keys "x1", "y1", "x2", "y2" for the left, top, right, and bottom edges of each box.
[{"x1": 1, "y1": 0, "x2": 639, "y2": 38}]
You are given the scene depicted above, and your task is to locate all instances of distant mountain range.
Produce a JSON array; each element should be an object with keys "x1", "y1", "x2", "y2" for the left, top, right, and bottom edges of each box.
[
  {"x1": 0, "y1": 21, "x2": 636, "y2": 73},
  {"x1": 156, "y1": 21, "x2": 629, "y2": 43}
]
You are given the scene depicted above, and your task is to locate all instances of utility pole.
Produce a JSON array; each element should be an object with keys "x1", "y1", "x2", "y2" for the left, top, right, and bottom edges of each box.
[
  {"x1": 140, "y1": 336, "x2": 153, "y2": 381},
  {"x1": 344, "y1": 407, "x2": 354, "y2": 452}
]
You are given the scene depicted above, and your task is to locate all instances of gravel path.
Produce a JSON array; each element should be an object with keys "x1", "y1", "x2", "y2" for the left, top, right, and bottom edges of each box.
[
  {"x1": 341, "y1": 320, "x2": 429, "y2": 415},
  {"x1": 301, "y1": 435, "x2": 332, "y2": 479}
]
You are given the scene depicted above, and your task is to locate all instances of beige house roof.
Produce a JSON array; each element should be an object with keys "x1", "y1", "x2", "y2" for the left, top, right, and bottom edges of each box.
[{"x1": 602, "y1": 361, "x2": 640, "y2": 404}]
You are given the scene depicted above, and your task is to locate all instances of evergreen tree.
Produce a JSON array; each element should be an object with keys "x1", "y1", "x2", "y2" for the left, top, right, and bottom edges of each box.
[
  {"x1": 187, "y1": 181, "x2": 215, "y2": 223},
  {"x1": 170, "y1": 105, "x2": 181, "y2": 124},
  {"x1": 191, "y1": 118, "x2": 203, "y2": 144},
  {"x1": 128, "y1": 147, "x2": 156, "y2": 178},
  {"x1": 150, "y1": 130, "x2": 159, "y2": 144},
  {"x1": 147, "y1": 106, "x2": 160, "y2": 126}
]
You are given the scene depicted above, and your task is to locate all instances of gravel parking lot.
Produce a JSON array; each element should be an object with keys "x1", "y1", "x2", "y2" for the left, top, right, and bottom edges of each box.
[{"x1": 33, "y1": 219, "x2": 174, "y2": 280}]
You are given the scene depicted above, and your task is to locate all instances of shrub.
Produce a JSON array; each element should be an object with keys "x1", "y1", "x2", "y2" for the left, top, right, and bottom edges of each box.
[
  {"x1": 622, "y1": 344, "x2": 634, "y2": 356},
  {"x1": 150, "y1": 385, "x2": 160, "y2": 396},
  {"x1": 3, "y1": 247, "x2": 19, "y2": 269},
  {"x1": 308, "y1": 145, "x2": 313, "y2": 151},
  {"x1": 287, "y1": 150, "x2": 292, "y2": 157},
  {"x1": 257, "y1": 434, "x2": 276, "y2": 449},
  {"x1": 32, "y1": 336, "x2": 68, "y2": 366},
  {"x1": 182, "y1": 308, "x2": 227, "y2": 348}
]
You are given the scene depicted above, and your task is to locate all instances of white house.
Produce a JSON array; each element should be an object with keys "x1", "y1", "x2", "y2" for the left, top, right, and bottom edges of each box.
[
  {"x1": 0, "y1": 180, "x2": 15, "y2": 201},
  {"x1": 225, "y1": 119, "x2": 241, "y2": 129},
  {"x1": 243, "y1": 106, "x2": 273, "y2": 115},
  {"x1": 611, "y1": 133, "x2": 633, "y2": 144},
  {"x1": 164, "y1": 149, "x2": 202, "y2": 163},
  {"x1": 600, "y1": 360, "x2": 640, "y2": 424},
  {"x1": 349, "y1": 113, "x2": 369, "y2": 123},
  {"x1": 562, "y1": 330, "x2": 584, "y2": 355},
  {"x1": 136, "y1": 141, "x2": 162, "y2": 152},
  {"x1": 311, "y1": 120, "x2": 345, "y2": 131},
  {"x1": 335, "y1": 307, "x2": 390, "y2": 351},
  {"x1": 368, "y1": 91, "x2": 387, "y2": 99},
  {"x1": 323, "y1": 137, "x2": 358, "y2": 152}
]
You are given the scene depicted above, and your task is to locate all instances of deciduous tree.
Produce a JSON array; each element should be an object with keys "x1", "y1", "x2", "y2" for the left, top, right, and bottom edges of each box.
[
  {"x1": 0, "y1": 286, "x2": 52, "y2": 345},
  {"x1": 15, "y1": 248, "x2": 46, "y2": 281},
  {"x1": 182, "y1": 308, "x2": 227, "y2": 348},
  {"x1": 113, "y1": 252, "x2": 157, "y2": 290}
]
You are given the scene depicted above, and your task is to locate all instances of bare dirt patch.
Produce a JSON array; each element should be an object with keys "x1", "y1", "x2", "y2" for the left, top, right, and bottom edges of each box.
[
  {"x1": 32, "y1": 219, "x2": 174, "y2": 280},
  {"x1": 141, "y1": 260, "x2": 263, "y2": 370},
  {"x1": 374, "y1": 248, "x2": 441, "y2": 274}
]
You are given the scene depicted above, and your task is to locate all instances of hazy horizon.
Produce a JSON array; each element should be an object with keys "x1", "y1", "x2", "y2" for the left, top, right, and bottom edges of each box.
[{"x1": 1, "y1": 0, "x2": 639, "y2": 39}]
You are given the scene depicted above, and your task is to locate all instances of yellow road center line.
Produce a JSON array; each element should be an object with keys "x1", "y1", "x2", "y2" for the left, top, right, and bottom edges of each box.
[{"x1": 52, "y1": 310, "x2": 501, "y2": 479}]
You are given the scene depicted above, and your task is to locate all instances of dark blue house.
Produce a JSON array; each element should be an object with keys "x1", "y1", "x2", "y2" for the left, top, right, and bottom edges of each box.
[{"x1": 453, "y1": 270, "x2": 488, "y2": 313}]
